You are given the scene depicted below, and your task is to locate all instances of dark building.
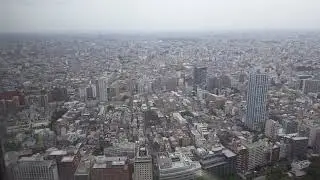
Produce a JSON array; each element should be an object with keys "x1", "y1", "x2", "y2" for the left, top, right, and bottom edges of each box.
[
  {"x1": 0, "y1": 140, "x2": 6, "y2": 180},
  {"x1": 230, "y1": 140, "x2": 248, "y2": 173},
  {"x1": 49, "y1": 87, "x2": 68, "y2": 102},
  {"x1": 47, "y1": 147, "x2": 81, "y2": 180},
  {"x1": 239, "y1": 72, "x2": 247, "y2": 83},
  {"x1": 235, "y1": 147, "x2": 248, "y2": 173},
  {"x1": 74, "y1": 162, "x2": 90, "y2": 180},
  {"x1": 86, "y1": 87, "x2": 94, "y2": 99},
  {"x1": 282, "y1": 119, "x2": 298, "y2": 134},
  {"x1": 193, "y1": 66, "x2": 207, "y2": 89},
  {"x1": 199, "y1": 149, "x2": 236, "y2": 177},
  {"x1": 207, "y1": 76, "x2": 221, "y2": 92},
  {"x1": 220, "y1": 75, "x2": 232, "y2": 88},
  {"x1": 95, "y1": 79, "x2": 100, "y2": 99},
  {"x1": 290, "y1": 137, "x2": 308, "y2": 160},
  {"x1": 91, "y1": 156, "x2": 130, "y2": 180},
  {"x1": 40, "y1": 95, "x2": 48, "y2": 109},
  {"x1": 281, "y1": 135, "x2": 309, "y2": 160},
  {"x1": 58, "y1": 152, "x2": 81, "y2": 180},
  {"x1": 265, "y1": 145, "x2": 280, "y2": 164},
  {"x1": 0, "y1": 90, "x2": 25, "y2": 106}
]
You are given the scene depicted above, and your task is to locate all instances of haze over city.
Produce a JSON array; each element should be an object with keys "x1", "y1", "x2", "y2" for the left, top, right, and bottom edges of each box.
[
  {"x1": 2, "y1": 0, "x2": 320, "y2": 33},
  {"x1": 2, "y1": 1, "x2": 320, "y2": 180}
]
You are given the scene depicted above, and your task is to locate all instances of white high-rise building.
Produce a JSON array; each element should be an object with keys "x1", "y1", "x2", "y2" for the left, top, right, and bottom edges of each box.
[
  {"x1": 98, "y1": 77, "x2": 108, "y2": 102},
  {"x1": 265, "y1": 119, "x2": 282, "y2": 140},
  {"x1": 245, "y1": 71, "x2": 269, "y2": 131},
  {"x1": 79, "y1": 86, "x2": 86, "y2": 101},
  {"x1": 134, "y1": 147, "x2": 153, "y2": 180},
  {"x1": 12, "y1": 154, "x2": 59, "y2": 180}
]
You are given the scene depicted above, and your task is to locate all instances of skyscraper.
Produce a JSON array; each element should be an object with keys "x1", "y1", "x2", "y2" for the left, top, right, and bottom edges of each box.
[
  {"x1": 245, "y1": 71, "x2": 269, "y2": 131},
  {"x1": 98, "y1": 77, "x2": 108, "y2": 102},
  {"x1": 193, "y1": 66, "x2": 207, "y2": 89}
]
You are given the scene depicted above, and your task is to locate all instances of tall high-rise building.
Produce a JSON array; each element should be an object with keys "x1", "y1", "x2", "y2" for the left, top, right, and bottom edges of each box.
[
  {"x1": 98, "y1": 77, "x2": 108, "y2": 102},
  {"x1": 134, "y1": 147, "x2": 153, "y2": 180},
  {"x1": 11, "y1": 154, "x2": 59, "y2": 180},
  {"x1": 245, "y1": 71, "x2": 269, "y2": 131},
  {"x1": 193, "y1": 66, "x2": 207, "y2": 89}
]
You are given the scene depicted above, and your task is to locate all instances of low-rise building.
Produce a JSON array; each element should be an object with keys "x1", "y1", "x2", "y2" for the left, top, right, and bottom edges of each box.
[{"x1": 158, "y1": 152, "x2": 201, "y2": 180}]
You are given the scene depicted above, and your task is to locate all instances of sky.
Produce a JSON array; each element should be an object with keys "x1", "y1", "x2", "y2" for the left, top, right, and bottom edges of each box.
[{"x1": 1, "y1": 0, "x2": 320, "y2": 33}]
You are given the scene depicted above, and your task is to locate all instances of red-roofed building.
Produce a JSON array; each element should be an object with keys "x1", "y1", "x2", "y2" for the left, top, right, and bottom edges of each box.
[{"x1": 0, "y1": 90, "x2": 25, "y2": 106}]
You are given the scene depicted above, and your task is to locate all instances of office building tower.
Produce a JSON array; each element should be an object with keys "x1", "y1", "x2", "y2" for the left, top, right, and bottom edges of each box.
[
  {"x1": 134, "y1": 147, "x2": 153, "y2": 180},
  {"x1": 245, "y1": 71, "x2": 269, "y2": 131},
  {"x1": 265, "y1": 119, "x2": 281, "y2": 140},
  {"x1": 220, "y1": 75, "x2": 232, "y2": 88},
  {"x1": 193, "y1": 66, "x2": 207, "y2": 89},
  {"x1": 165, "y1": 78, "x2": 178, "y2": 92},
  {"x1": 86, "y1": 84, "x2": 96, "y2": 100},
  {"x1": 79, "y1": 87, "x2": 86, "y2": 101},
  {"x1": 98, "y1": 77, "x2": 108, "y2": 102},
  {"x1": 207, "y1": 76, "x2": 221, "y2": 93},
  {"x1": 95, "y1": 79, "x2": 100, "y2": 98},
  {"x1": 49, "y1": 87, "x2": 68, "y2": 102},
  {"x1": 12, "y1": 154, "x2": 59, "y2": 180},
  {"x1": 297, "y1": 75, "x2": 313, "y2": 90},
  {"x1": 302, "y1": 79, "x2": 320, "y2": 94}
]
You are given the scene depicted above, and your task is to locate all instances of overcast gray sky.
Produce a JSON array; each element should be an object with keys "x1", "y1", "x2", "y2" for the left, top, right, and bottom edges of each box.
[{"x1": 1, "y1": 0, "x2": 320, "y2": 33}]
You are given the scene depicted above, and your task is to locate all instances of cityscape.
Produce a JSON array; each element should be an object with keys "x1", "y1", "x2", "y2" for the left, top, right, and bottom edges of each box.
[{"x1": 1, "y1": 1, "x2": 320, "y2": 180}]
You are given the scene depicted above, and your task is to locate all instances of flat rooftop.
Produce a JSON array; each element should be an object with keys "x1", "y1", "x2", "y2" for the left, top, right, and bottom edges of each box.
[
  {"x1": 49, "y1": 150, "x2": 67, "y2": 156},
  {"x1": 93, "y1": 163, "x2": 107, "y2": 169},
  {"x1": 61, "y1": 156, "x2": 75, "y2": 162}
]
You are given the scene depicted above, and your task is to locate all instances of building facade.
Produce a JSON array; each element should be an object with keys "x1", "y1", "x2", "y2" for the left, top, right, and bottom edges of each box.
[
  {"x1": 12, "y1": 155, "x2": 59, "y2": 180},
  {"x1": 158, "y1": 152, "x2": 201, "y2": 180},
  {"x1": 91, "y1": 156, "x2": 130, "y2": 180},
  {"x1": 98, "y1": 77, "x2": 108, "y2": 102},
  {"x1": 245, "y1": 71, "x2": 269, "y2": 131},
  {"x1": 193, "y1": 66, "x2": 207, "y2": 89},
  {"x1": 265, "y1": 119, "x2": 281, "y2": 140},
  {"x1": 134, "y1": 147, "x2": 153, "y2": 180}
]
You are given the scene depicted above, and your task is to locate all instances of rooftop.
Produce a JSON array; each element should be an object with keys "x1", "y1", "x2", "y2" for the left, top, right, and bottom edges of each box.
[
  {"x1": 61, "y1": 156, "x2": 75, "y2": 162},
  {"x1": 49, "y1": 150, "x2": 67, "y2": 156}
]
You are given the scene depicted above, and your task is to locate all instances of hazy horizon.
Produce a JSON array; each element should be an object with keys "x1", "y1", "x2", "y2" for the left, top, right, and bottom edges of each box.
[{"x1": 1, "y1": 0, "x2": 320, "y2": 33}]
